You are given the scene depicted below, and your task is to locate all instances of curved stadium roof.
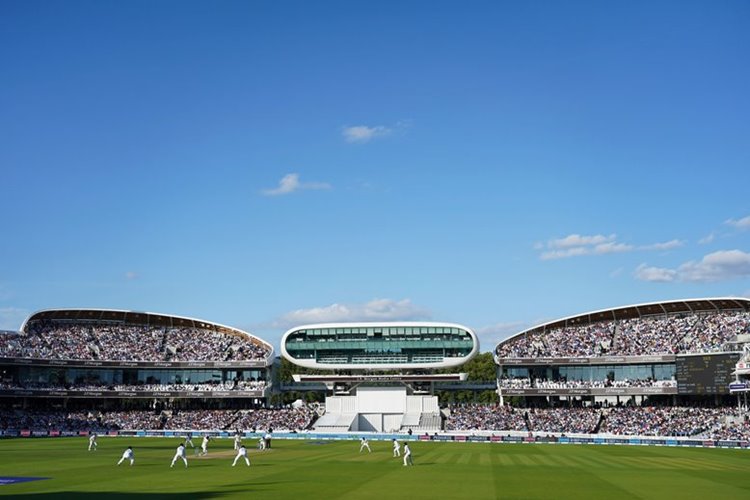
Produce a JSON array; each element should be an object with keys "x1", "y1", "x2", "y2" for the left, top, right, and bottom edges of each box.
[
  {"x1": 20, "y1": 308, "x2": 274, "y2": 360},
  {"x1": 495, "y1": 297, "x2": 750, "y2": 352}
]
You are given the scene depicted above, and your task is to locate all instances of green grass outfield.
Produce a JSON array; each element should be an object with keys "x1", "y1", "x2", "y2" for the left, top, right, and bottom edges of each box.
[{"x1": 0, "y1": 437, "x2": 748, "y2": 499}]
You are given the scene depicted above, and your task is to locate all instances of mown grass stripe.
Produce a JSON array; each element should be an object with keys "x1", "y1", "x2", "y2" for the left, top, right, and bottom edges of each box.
[
  {"x1": 493, "y1": 453, "x2": 514, "y2": 466},
  {"x1": 565, "y1": 454, "x2": 607, "y2": 469},
  {"x1": 1, "y1": 438, "x2": 748, "y2": 500}
]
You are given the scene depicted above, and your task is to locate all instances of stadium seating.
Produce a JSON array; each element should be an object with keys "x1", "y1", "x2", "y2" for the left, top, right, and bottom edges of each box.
[
  {"x1": 443, "y1": 404, "x2": 749, "y2": 440},
  {"x1": 496, "y1": 311, "x2": 750, "y2": 358},
  {"x1": 0, "y1": 320, "x2": 271, "y2": 362}
]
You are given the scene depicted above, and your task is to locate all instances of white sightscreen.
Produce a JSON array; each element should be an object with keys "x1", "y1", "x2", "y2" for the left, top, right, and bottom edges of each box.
[
  {"x1": 356, "y1": 387, "x2": 406, "y2": 413},
  {"x1": 383, "y1": 414, "x2": 404, "y2": 432},
  {"x1": 358, "y1": 414, "x2": 382, "y2": 432}
]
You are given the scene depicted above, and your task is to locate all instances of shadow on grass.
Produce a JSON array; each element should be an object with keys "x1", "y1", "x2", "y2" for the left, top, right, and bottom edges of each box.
[{"x1": 5, "y1": 489, "x2": 272, "y2": 499}]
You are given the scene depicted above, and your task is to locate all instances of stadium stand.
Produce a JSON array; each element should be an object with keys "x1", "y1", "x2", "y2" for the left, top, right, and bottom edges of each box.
[
  {"x1": 0, "y1": 381, "x2": 266, "y2": 392},
  {"x1": 0, "y1": 406, "x2": 316, "y2": 433},
  {"x1": 442, "y1": 404, "x2": 750, "y2": 440},
  {"x1": 0, "y1": 320, "x2": 271, "y2": 362},
  {"x1": 496, "y1": 310, "x2": 750, "y2": 358},
  {"x1": 497, "y1": 377, "x2": 677, "y2": 389}
]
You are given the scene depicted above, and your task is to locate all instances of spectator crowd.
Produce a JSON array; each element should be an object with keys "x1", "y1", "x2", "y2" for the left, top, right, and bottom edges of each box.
[
  {"x1": 1, "y1": 403, "x2": 748, "y2": 441},
  {"x1": 498, "y1": 377, "x2": 677, "y2": 389},
  {"x1": 444, "y1": 404, "x2": 750, "y2": 440},
  {"x1": 0, "y1": 320, "x2": 271, "y2": 362},
  {"x1": 497, "y1": 311, "x2": 750, "y2": 359},
  {"x1": 445, "y1": 404, "x2": 527, "y2": 432},
  {"x1": 0, "y1": 381, "x2": 266, "y2": 392},
  {"x1": 0, "y1": 406, "x2": 315, "y2": 433}
]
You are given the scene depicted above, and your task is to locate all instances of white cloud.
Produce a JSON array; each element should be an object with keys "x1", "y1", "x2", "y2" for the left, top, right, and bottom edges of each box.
[
  {"x1": 725, "y1": 215, "x2": 750, "y2": 230},
  {"x1": 261, "y1": 173, "x2": 331, "y2": 196},
  {"x1": 677, "y1": 249, "x2": 750, "y2": 282},
  {"x1": 595, "y1": 242, "x2": 634, "y2": 254},
  {"x1": 698, "y1": 233, "x2": 716, "y2": 245},
  {"x1": 539, "y1": 233, "x2": 683, "y2": 260},
  {"x1": 635, "y1": 249, "x2": 750, "y2": 283},
  {"x1": 125, "y1": 271, "x2": 139, "y2": 280},
  {"x1": 540, "y1": 246, "x2": 591, "y2": 260},
  {"x1": 634, "y1": 264, "x2": 678, "y2": 283},
  {"x1": 548, "y1": 234, "x2": 615, "y2": 249},
  {"x1": 641, "y1": 239, "x2": 684, "y2": 251},
  {"x1": 0, "y1": 307, "x2": 29, "y2": 331},
  {"x1": 273, "y1": 298, "x2": 431, "y2": 328},
  {"x1": 342, "y1": 125, "x2": 392, "y2": 143}
]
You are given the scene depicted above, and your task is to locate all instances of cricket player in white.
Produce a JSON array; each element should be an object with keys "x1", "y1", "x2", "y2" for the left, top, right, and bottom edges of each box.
[
  {"x1": 258, "y1": 436, "x2": 266, "y2": 450},
  {"x1": 88, "y1": 433, "x2": 97, "y2": 451},
  {"x1": 403, "y1": 443, "x2": 413, "y2": 466},
  {"x1": 170, "y1": 443, "x2": 188, "y2": 468},
  {"x1": 234, "y1": 433, "x2": 242, "y2": 450},
  {"x1": 117, "y1": 446, "x2": 134, "y2": 466},
  {"x1": 200, "y1": 435, "x2": 210, "y2": 456},
  {"x1": 359, "y1": 437, "x2": 371, "y2": 453},
  {"x1": 232, "y1": 445, "x2": 250, "y2": 467},
  {"x1": 392, "y1": 439, "x2": 401, "y2": 457}
]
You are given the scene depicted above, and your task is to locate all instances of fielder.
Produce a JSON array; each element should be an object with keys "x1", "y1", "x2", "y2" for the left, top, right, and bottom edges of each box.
[
  {"x1": 258, "y1": 436, "x2": 266, "y2": 450},
  {"x1": 359, "y1": 437, "x2": 371, "y2": 453},
  {"x1": 392, "y1": 439, "x2": 401, "y2": 457},
  {"x1": 88, "y1": 433, "x2": 97, "y2": 451},
  {"x1": 170, "y1": 443, "x2": 188, "y2": 468},
  {"x1": 234, "y1": 433, "x2": 242, "y2": 450},
  {"x1": 232, "y1": 444, "x2": 251, "y2": 467},
  {"x1": 403, "y1": 443, "x2": 413, "y2": 466},
  {"x1": 117, "y1": 446, "x2": 134, "y2": 466},
  {"x1": 200, "y1": 435, "x2": 210, "y2": 456}
]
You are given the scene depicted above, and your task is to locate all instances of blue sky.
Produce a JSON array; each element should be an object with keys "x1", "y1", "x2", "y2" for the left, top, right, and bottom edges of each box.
[{"x1": 1, "y1": 1, "x2": 749, "y2": 352}]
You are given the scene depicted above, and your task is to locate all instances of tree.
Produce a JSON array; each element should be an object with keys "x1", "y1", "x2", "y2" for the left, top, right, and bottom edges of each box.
[{"x1": 463, "y1": 352, "x2": 497, "y2": 382}]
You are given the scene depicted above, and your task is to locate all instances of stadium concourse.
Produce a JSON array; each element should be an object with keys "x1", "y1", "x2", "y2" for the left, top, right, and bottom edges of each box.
[{"x1": 0, "y1": 300, "x2": 749, "y2": 448}]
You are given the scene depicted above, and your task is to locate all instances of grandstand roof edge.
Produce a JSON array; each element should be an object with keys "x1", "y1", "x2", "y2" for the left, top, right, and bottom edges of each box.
[
  {"x1": 20, "y1": 308, "x2": 274, "y2": 354},
  {"x1": 494, "y1": 296, "x2": 750, "y2": 351}
]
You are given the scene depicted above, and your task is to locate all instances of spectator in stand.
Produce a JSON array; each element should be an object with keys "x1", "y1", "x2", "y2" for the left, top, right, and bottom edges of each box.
[
  {"x1": 496, "y1": 311, "x2": 750, "y2": 359},
  {"x1": 497, "y1": 377, "x2": 677, "y2": 390},
  {"x1": 440, "y1": 404, "x2": 750, "y2": 440},
  {"x1": 0, "y1": 320, "x2": 271, "y2": 363},
  {"x1": 445, "y1": 404, "x2": 526, "y2": 432}
]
